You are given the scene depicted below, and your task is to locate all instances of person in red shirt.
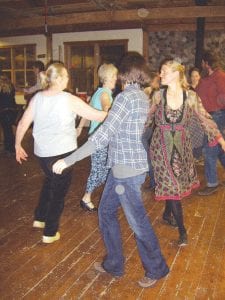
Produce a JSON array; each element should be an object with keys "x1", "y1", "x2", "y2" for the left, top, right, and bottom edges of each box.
[{"x1": 196, "y1": 51, "x2": 225, "y2": 195}]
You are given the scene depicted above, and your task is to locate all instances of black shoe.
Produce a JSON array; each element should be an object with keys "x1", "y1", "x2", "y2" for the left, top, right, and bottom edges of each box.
[
  {"x1": 162, "y1": 214, "x2": 178, "y2": 227},
  {"x1": 80, "y1": 200, "x2": 97, "y2": 212},
  {"x1": 178, "y1": 233, "x2": 188, "y2": 247},
  {"x1": 197, "y1": 186, "x2": 218, "y2": 196}
]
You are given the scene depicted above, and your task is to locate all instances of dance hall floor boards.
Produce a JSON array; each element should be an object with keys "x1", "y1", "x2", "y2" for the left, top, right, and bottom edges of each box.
[{"x1": 0, "y1": 129, "x2": 225, "y2": 299}]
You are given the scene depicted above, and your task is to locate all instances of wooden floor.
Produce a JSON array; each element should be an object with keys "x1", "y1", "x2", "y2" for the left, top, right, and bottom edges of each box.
[{"x1": 0, "y1": 130, "x2": 225, "y2": 299}]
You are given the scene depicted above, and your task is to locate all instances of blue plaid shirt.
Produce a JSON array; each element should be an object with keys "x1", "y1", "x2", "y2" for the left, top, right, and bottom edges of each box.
[{"x1": 90, "y1": 84, "x2": 149, "y2": 172}]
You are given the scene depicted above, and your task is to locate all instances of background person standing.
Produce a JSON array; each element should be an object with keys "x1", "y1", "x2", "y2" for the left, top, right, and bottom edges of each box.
[
  {"x1": 196, "y1": 51, "x2": 225, "y2": 196},
  {"x1": 23, "y1": 60, "x2": 45, "y2": 104},
  {"x1": 0, "y1": 75, "x2": 17, "y2": 155}
]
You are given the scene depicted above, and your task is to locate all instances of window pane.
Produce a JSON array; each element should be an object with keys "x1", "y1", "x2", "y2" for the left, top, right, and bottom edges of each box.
[
  {"x1": 15, "y1": 71, "x2": 25, "y2": 87},
  {"x1": 71, "y1": 46, "x2": 94, "y2": 68},
  {"x1": 13, "y1": 47, "x2": 24, "y2": 69},
  {"x1": 26, "y1": 70, "x2": 36, "y2": 87},
  {"x1": 70, "y1": 46, "x2": 94, "y2": 94},
  {"x1": 14, "y1": 47, "x2": 25, "y2": 69},
  {"x1": 26, "y1": 46, "x2": 36, "y2": 69},
  {"x1": 100, "y1": 45, "x2": 125, "y2": 67},
  {"x1": 0, "y1": 48, "x2": 11, "y2": 69}
]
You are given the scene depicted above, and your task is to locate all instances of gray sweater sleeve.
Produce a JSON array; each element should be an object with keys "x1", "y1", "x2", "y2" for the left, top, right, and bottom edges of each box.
[{"x1": 63, "y1": 140, "x2": 96, "y2": 167}]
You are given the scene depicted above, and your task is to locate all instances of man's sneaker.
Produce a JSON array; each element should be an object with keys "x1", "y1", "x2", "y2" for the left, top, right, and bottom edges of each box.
[
  {"x1": 138, "y1": 277, "x2": 157, "y2": 288},
  {"x1": 42, "y1": 232, "x2": 60, "y2": 243},
  {"x1": 93, "y1": 262, "x2": 123, "y2": 277},
  {"x1": 33, "y1": 220, "x2": 45, "y2": 228},
  {"x1": 197, "y1": 186, "x2": 218, "y2": 196},
  {"x1": 93, "y1": 262, "x2": 106, "y2": 273}
]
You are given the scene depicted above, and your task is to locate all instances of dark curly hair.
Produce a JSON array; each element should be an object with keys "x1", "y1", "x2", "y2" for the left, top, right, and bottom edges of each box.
[{"x1": 33, "y1": 60, "x2": 45, "y2": 72}]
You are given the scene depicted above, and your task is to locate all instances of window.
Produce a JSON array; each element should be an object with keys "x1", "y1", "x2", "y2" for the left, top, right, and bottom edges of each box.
[
  {"x1": 0, "y1": 44, "x2": 36, "y2": 88},
  {"x1": 64, "y1": 40, "x2": 127, "y2": 95},
  {"x1": 70, "y1": 45, "x2": 94, "y2": 95}
]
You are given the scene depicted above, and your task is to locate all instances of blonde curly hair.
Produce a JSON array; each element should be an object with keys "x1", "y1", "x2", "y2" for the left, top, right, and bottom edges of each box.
[{"x1": 162, "y1": 59, "x2": 189, "y2": 90}]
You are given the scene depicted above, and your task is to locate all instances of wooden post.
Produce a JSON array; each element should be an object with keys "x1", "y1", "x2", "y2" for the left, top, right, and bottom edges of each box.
[
  {"x1": 94, "y1": 43, "x2": 100, "y2": 88},
  {"x1": 195, "y1": 0, "x2": 208, "y2": 68},
  {"x1": 46, "y1": 33, "x2": 53, "y2": 64},
  {"x1": 142, "y1": 28, "x2": 149, "y2": 63},
  {"x1": 195, "y1": 17, "x2": 205, "y2": 68}
]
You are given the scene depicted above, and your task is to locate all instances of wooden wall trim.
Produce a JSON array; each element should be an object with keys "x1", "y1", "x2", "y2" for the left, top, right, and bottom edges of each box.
[{"x1": 146, "y1": 22, "x2": 225, "y2": 32}]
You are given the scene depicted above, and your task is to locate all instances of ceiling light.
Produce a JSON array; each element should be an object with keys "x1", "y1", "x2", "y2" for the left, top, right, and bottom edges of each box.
[{"x1": 137, "y1": 8, "x2": 149, "y2": 18}]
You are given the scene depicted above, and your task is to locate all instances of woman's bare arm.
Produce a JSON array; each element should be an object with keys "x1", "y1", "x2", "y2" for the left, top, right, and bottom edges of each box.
[
  {"x1": 100, "y1": 92, "x2": 112, "y2": 112},
  {"x1": 15, "y1": 100, "x2": 34, "y2": 163},
  {"x1": 69, "y1": 94, "x2": 107, "y2": 122}
]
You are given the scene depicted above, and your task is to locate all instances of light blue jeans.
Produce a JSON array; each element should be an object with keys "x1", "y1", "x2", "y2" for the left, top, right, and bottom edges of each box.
[{"x1": 202, "y1": 110, "x2": 225, "y2": 187}]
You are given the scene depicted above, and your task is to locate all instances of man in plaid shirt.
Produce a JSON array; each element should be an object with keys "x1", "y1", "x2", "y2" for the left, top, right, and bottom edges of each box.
[{"x1": 53, "y1": 52, "x2": 169, "y2": 288}]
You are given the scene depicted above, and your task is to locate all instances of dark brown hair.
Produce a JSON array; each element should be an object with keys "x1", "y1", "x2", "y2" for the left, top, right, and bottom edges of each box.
[
  {"x1": 33, "y1": 60, "x2": 45, "y2": 72},
  {"x1": 202, "y1": 51, "x2": 220, "y2": 70},
  {"x1": 118, "y1": 51, "x2": 150, "y2": 85},
  {"x1": 189, "y1": 67, "x2": 200, "y2": 77}
]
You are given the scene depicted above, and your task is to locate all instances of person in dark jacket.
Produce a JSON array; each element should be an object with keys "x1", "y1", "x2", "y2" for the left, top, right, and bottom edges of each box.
[{"x1": 0, "y1": 75, "x2": 16, "y2": 154}]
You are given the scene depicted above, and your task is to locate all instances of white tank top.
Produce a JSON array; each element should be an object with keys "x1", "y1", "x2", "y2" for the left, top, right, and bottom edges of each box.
[{"x1": 32, "y1": 91, "x2": 77, "y2": 157}]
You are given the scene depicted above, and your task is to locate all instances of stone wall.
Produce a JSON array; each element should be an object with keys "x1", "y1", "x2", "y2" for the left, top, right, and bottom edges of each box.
[{"x1": 148, "y1": 30, "x2": 225, "y2": 75}]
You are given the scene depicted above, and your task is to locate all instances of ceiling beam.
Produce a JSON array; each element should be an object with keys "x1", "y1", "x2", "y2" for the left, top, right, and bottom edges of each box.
[
  {"x1": 26, "y1": 0, "x2": 43, "y2": 7},
  {"x1": 0, "y1": 6, "x2": 224, "y2": 32},
  {"x1": 0, "y1": 5, "x2": 224, "y2": 36},
  {"x1": 0, "y1": 20, "x2": 224, "y2": 37}
]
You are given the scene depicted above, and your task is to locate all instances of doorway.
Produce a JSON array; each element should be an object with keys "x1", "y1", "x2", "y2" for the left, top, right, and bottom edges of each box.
[{"x1": 64, "y1": 40, "x2": 128, "y2": 95}]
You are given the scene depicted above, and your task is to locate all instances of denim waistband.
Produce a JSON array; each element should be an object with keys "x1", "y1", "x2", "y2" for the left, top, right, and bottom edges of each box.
[{"x1": 209, "y1": 109, "x2": 225, "y2": 116}]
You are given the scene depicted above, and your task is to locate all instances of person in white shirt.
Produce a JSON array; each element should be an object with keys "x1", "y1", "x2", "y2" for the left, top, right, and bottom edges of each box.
[{"x1": 15, "y1": 62, "x2": 106, "y2": 244}]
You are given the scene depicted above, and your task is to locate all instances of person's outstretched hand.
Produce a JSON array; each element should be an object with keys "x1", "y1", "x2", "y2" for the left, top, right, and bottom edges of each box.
[
  {"x1": 218, "y1": 137, "x2": 225, "y2": 152},
  {"x1": 221, "y1": 142, "x2": 225, "y2": 152},
  {"x1": 52, "y1": 159, "x2": 67, "y2": 174},
  {"x1": 15, "y1": 145, "x2": 28, "y2": 164}
]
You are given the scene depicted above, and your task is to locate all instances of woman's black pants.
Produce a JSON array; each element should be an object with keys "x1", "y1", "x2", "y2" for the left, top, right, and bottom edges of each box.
[
  {"x1": 164, "y1": 200, "x2": 186, "y2": 236},
  {"x1": 35, "y1": 152, "x2": 73, "y2": 236}
]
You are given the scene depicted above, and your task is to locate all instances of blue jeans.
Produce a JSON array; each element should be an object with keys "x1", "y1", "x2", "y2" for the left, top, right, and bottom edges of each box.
[
  {"x1": 202, "y1": 110, "x2": 225, "y2": 187},
  {"x1": 98, "y1": 170, "x2": 169, "y2": 279}
]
